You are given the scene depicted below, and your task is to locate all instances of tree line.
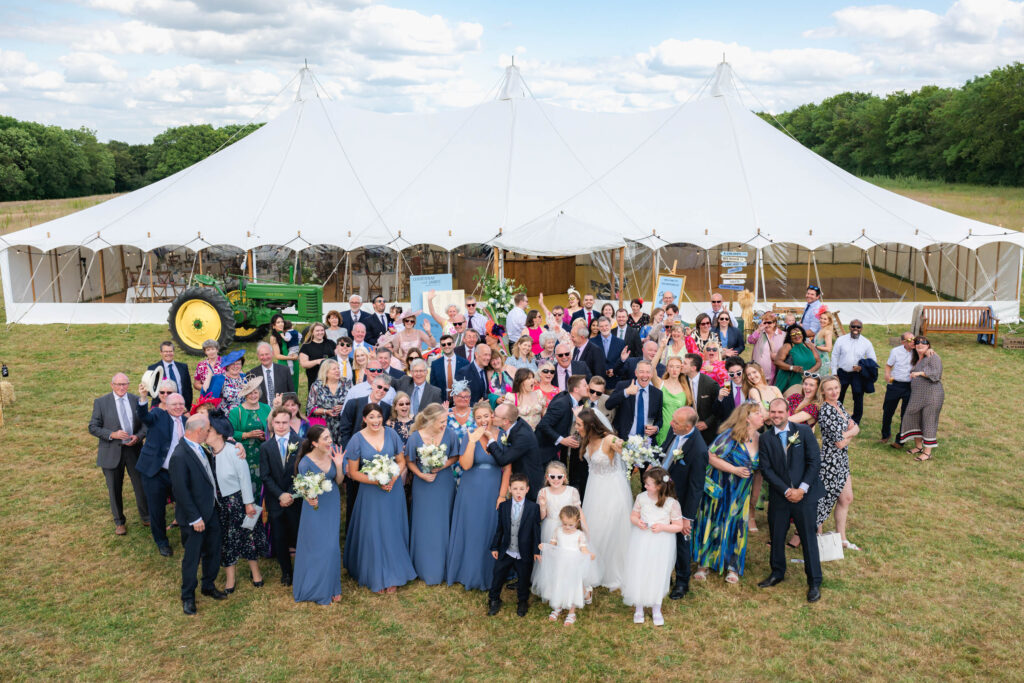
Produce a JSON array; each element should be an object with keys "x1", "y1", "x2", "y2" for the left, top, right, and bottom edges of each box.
[
  {"x1": 1, "y1": 62, "x2": 1022, "y2": 202},
  {"x1": 759, "y1": 62, "x2": 1024, "y2": 186},
  {"x1": 0, "y1": 120, "x2": 261, "y2": 201}
]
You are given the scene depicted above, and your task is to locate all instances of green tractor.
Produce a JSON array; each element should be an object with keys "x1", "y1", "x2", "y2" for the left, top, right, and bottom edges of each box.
[{"x1": 168, "y1": 274, "x2": 323, "y2": 355}]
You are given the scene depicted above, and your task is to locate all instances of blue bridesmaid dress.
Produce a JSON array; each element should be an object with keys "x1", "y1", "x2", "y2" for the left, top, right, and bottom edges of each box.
[
  {"x1": 406, "y1": 427, "x2": 462, "y2": 585},
  {"x1": 445, "y1": 435, "x2": 503, "y2": 590},
  {"x1": 292, "y1": 457, "x2": 342, "y2": 605},
  {"x1": 342, "y1": 428, "x2": 417, "y2": 592}
]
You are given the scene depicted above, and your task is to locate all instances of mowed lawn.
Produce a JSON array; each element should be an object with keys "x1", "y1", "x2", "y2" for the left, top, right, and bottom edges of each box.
[{"x1": 0, "y1": 180, "x2": 1023, "y2": 680}]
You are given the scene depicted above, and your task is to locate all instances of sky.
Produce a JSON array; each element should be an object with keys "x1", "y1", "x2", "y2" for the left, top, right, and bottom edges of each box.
[{"x1": 1, "y1": 0, "x2": 1022, "y2": 143}]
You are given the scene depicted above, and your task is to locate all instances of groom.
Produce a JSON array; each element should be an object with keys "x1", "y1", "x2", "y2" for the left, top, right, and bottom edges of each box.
[
  {"x1": 659, "y1": 406, "x2": 708, "y2": 600},
  {"x1": 757, "y1": 398, "x2": 823, "y2": 602}
]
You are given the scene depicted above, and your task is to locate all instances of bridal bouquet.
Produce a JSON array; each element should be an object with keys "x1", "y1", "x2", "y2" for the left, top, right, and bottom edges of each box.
[
  {"x1": 292, "y1": 471, "x2": 333, "y2": 510},
  {"x1": 620, "y1": 434, "x2": 659, "y2": 472},
  {"x1": 417, "y1": 443, "x2": 448, "y2": 473},
  {"x1": 360, "y1": 455, "x2": 400, "y2": 487}
]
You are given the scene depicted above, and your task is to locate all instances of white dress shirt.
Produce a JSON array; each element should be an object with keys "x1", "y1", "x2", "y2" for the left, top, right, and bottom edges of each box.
[
  {"x1": 830, "y1": 334, "x2": 877, "y2": 374},
  {"x1": 164, "y1": 416, "x2": 183, "y2": 469},
  {"x1": 886, "y1": 345, "x2": 912, "y2": 382},
  {"x1": 800, "y1": 300, "x2": 823, "y2": 334},
  {"x1": 506, "y1": 306, "x2": 527, "y2": 342}
]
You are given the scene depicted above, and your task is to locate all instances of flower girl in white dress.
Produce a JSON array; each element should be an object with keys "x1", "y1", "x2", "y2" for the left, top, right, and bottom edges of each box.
[
  {"x1": 537, "y1": 461, "x2": 587, "y2": 545},
  {"x1": 622, "y1": 467, "x2": 685, "y2": 626},
  {"x1": 532, "y1": 506, "x2": 597, "y2": 625}
]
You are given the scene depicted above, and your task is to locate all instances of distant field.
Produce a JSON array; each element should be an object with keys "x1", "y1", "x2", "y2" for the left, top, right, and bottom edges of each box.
[
  {"x1": 0, "y1": 193, "x2": 120, "y2": 234},
  {"x1": 865, "y1": 176, "x2": 1024, "y2": 231}
]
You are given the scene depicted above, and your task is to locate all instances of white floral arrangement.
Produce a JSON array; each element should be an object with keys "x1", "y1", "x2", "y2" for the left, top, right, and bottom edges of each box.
[
  {"x1": 620, "y1": 434, "x2": 660, "y2": 472},
  {"x1": 360, "y1": 455, "x2": 400, "y2": 487},
  {"x1": 477, "y1": 268, "x2": 525, "y2": 326},
  {"x1": 417, "y1": 443, "x2": 448, "y2": 473},
  {"x1": 292, "y1": 471, "x2": 333, "y2": 510}
]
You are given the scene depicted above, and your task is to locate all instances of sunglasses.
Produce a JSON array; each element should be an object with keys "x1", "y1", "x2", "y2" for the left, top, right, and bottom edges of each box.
[
  {"x1": 365, "y1": 367, "x2": 382, "y2": 373},
  {"x1": 453, "y1": 322, "x2": 465, "y2": 327},
  {"x1": 589, "y1": 389, "x2": 603, "y2": 396},
  {"x1": 556, "y1": 352, "x2": 571, "y2": 358},
  {"x1": 403, "y1": 319, "x2": 416, "y2": 324},
  {"x1": 718, "y1": 317, "x2": 729, "y2": 321},
  {"x1": 466, "y1": 303, "x2": 476, "y2": 307},
  {"x1": 539, "y1": 369, "x2": 554, "y2": 375},
  {"x1": 396, "y1": 401, "x2": 410, "y2": 406},
  {"x1": 850, "y1": 325, "x2": 862, "y2": 329},
  {"x1": 699, "y1": 321, "x2": 711, "y2": 326},
  {"x1": 915, "y1": 339, "x2": 930, "y2": 345},
  {"x1": 727, "y1": 371, "x2": 743, "y2": 378},
  {"x1": 803, "y1": 371, "x2": 820, "y2": 378},
  {"x1": 547, "y1": 474, "x2": 565, "y2": 480},
  {"x1": 158, "y1": 390, "x2": 172, "y2": 395},
  {"x1": 440, "y1": 342, "x2": 454, "y2": 348}
]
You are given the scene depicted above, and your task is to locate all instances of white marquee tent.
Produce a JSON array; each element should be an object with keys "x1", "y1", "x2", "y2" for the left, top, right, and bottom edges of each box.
[{"x1": 2, "y1": 62, "x2": 1021, "y2": 325}]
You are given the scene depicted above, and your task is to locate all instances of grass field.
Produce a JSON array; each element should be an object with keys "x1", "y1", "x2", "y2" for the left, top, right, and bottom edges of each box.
[{"x1": 0, "y1": 180, "x2": 1023, "y2": 681}]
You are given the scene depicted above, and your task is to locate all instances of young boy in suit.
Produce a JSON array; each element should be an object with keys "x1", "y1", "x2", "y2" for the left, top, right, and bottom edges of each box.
[{"x1": 488, "y1": 474, "x2": 541, "y2": 617}]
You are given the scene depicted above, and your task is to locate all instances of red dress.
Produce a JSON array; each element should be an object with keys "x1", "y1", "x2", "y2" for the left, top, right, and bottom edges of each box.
[{"x1": 787, "y1": 393, "x2": 819, "y2": 426}]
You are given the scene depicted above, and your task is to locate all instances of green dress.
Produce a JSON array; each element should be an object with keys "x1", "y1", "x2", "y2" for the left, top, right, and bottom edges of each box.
[
  {"x1": 657, "y1": 387, "x2": 689, "y2": 446},
  {"x1": 229, "y1": 403, "x2": 272, "y2": 498},
  {"x1": 774, "y1": 342, "x2": 816, "y2": 393}
]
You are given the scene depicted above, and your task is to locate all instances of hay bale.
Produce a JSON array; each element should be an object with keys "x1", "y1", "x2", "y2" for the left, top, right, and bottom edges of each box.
[{"x1": 0, "y1": 381, "x2": 13, "y2": 405}]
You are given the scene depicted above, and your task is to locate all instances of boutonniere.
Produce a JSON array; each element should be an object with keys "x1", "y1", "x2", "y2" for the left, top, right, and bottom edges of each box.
[
  {"x1": 787, "y1": 434, "x2": 800, "y2": 448},
  {"x1": 672, "y1": 448, "x2": 685, "y2": 463},
  {"x1": 500, "y1": 434, "x2": 509, "y2": 445},
  {"x1": 287, "y1": 442, "x2": 299, "y2": 454}
]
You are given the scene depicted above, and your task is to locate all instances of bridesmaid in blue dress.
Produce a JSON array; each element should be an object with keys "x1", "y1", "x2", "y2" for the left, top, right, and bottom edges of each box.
[
  {"x1": 292, "y1": 425, "x2": 345, "y2": 605},
  {"x1": 342, "y1": 403, "x2": 417, "y2": 594},
  {"x1": 405, "y1": 404, "x2": 462, "y2": 585},
  {"x1": 446, "y1": 402, "x2": 511, "y2": 590}
]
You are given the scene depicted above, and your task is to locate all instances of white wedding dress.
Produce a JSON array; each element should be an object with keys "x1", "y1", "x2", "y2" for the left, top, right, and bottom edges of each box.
[{"x1": 581, "y1": 441, "x2": 633, "y2": 591}]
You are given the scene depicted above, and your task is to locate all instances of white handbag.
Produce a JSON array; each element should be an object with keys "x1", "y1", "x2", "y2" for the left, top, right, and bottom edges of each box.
[{"x1": 817, "y1": 532, "x2": 845, "y2": 562}]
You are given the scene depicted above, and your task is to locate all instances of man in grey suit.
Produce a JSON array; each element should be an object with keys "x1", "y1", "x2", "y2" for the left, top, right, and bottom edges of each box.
[
  {"x1": 247, "y1": 342, "x2": 295, "y2": 404},
  {"x1": 88, "y1": 373, "x2": 150, "y2": 536},
  {"x1": 394, "y1": 359, "x2": 444, "y2": 416}
]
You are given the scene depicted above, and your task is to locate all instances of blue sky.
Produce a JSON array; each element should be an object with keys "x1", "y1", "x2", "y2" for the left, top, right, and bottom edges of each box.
[{"x1": 1, "y1": 0, "x2": 1021, "y2": 142}]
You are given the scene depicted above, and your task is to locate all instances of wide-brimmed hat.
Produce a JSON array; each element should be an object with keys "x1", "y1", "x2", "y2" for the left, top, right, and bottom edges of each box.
[
  {"x1": 220, "y1": 349, "x2": 245, "y2": 368},
  {"x1": 140, "y1": 368, "x2": 162, "y2": 396},
  {"x1": 238, "y1": 375, "x2": 263, "y2": 399}
]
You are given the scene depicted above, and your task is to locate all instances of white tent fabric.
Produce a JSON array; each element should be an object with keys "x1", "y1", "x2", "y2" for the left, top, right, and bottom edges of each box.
[{"x1": 1, "y1": 62, "x2": 1021, "y2": 326}]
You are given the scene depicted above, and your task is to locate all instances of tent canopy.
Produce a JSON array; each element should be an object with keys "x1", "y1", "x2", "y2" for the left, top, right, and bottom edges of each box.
[{"x1": 2, "y1": 63, "x2": 1022, "y2": 256}]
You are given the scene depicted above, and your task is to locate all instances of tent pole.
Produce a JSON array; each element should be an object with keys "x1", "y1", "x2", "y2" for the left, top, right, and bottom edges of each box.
[
  {"x1": 994, "y1": 243, "x2": 1002, "y2": 300},
  {"x1": 197, "y1": 249, "x2": 203, "y2": 276},
  {"x1": 246, "y1": 249, "x2": 254, "y2": 280},
  {"x1": 911, "y1": 248, "x2": 918, "y2": 302},
  {"x1": 805, "y1": 247, "x2": 811, "y2": 289},
  {"x1": 753, "y1": 248, "x2": 760, "y2": 307},
  {"x1": 971, "y1": 248, "x2": 979, "y2": 299},
  {"x1": 98, "y1": 248, "x2": 107, "y2": 302},
  {"x1": 342, "y1": 251, "x2": 351, "y2": 297},
  {"x1": 956, "y1": 246, "x2": 963, "y2": 300},
  {"x1": 118, "y1": 246, "x2": 127, "y2": 294},
  {"x1": 53, "y1": 250, "x2": 63, "y2": 302},
  {"x1": 397, "y1": 250, "x2": 403, "y2": 301},
  {"x1": 492, "y1": 247, "x2": 500, "y2": 279},
  {"x1": 858, "y1": 250, "x2": 865, "y2": 301},
  {"x1": 618, "y1": 247, "x2": 625, "y2": 308},
  {"x1": 27, "y1": 249, "x2": 36, "y2": 302},
  {"x1": 937, "y1": 246, "x2": 945, "y2": 298},
  {"x1": 650, "y1": 248, "x2": 659, "y2": 303},
  {"x1": 147, "y1": 251, "x2": 154, "y2": 303}
]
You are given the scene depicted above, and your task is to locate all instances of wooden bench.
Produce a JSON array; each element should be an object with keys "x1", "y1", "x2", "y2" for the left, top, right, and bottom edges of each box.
[{"x1": 919, "y1": 305, "x2": 999, "y2": 345}]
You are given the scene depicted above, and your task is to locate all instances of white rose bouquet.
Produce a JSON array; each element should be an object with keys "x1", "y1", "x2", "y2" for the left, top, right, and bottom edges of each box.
[
  {"x1": 620, "y1": 434, "x2": 659, "y2": 472},
  {"x1": 360, "y1": 455, "x2": 400, "y2": 487},
  {"x1": 292, "y1": 471, "x2": 333, "y2": 510},
  {"x1": 417, "y1": 443, "x2": 448, "y2": 473}
]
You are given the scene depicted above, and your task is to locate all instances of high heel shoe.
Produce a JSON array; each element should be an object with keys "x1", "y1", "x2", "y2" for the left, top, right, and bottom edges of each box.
[
  {"x1": 252, "y1": 579, "x2": 264, "y2": 588},
  {"x1": 224, "y1": 586, "x2": 235, "y2": 594}
]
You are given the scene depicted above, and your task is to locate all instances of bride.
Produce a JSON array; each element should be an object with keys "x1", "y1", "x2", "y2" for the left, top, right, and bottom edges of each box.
[{"x1": 577, "y1": 408, "x2": 632, "y2": 591}]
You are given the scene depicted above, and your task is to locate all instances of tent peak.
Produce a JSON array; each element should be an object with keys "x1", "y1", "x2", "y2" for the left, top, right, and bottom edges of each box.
[
  {"x1": 295, "y1": 64, "x2": 319, "y2": 102},
  {"x1": 498, "y1": 63, "x2": 526, "y2": 101},
  {"x1": 709, "y1": 61, "x2": 740, "y2": 100}
]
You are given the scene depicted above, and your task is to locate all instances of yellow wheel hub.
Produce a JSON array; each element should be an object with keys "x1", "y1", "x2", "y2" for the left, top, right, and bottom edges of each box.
[
  {"x1": 226, "y1": 290, "x2": 258, "y2": 337},
  {"x1": 175, "y1": 299, "x2": 222, "y2": 350}
]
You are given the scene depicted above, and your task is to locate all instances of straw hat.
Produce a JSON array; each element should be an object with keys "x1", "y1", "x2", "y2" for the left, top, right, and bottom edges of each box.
[
  {"x1": 238, "y1": 375, "x2": 263, "y2": 400},
  {"x1": 140, "y1": 368, "x2": 162, "y2": 396}
]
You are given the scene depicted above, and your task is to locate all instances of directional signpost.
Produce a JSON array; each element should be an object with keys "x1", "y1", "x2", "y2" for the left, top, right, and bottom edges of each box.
[{"x1": 718, "y1": 250, "x2": 749, "y2": 293}]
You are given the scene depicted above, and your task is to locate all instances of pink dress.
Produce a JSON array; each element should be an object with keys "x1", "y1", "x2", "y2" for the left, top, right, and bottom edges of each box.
[
  {"x1": 747, "y1": 328, "x2": 785, "y2": 382},
  {"x1": 527, "y1": 327, "x2": 543, "y2": 355}
]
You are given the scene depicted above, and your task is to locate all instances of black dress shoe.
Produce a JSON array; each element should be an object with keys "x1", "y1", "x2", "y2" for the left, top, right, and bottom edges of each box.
[
  {"x1": 669, "y1": 583, "x2": 689, "y2": 600},
  {"x1": 280, "y1": 574, "x2": 293, "y2": 586},
  {"x1": 516, "y1": 601, "x2": 529, "y2": 617},
  {"x1": 182, "y1": 598, "x2": 197, "y2": 615},
  {"x1": 158, "y1": 545, "x2": 173, "y2": 557},
  {"x1": 487, "y1": 599, "x2": 502, "y2": 616},
  {"x1": 758, "y1": 575, "x2": 785, "y2": 588},
  {"x1": 807, "y1": 586, "x2": 821, "y2": 603},
  {"x1": 201, "y1": 587, "x2": 228, "y2": 600}
]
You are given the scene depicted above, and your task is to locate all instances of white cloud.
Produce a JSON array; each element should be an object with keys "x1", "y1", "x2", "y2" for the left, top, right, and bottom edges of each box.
[
  {"x1": 0, "y1": 49, "x2": 40, "y2": 76},
  {"x1": 59, "y1": 51, "x2": 128, "y2": 82},
  {"x1": 21, "y1": 70, "x2": 65, "y2": 90}
]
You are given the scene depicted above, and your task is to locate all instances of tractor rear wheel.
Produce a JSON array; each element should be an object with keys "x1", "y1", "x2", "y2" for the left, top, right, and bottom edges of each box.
[
  {"x1": 225, "y1": 289, "x2": 268, "y2": 342},
  {"x1": 168, "y1": 287, "x2": 236, "y2": 355}
]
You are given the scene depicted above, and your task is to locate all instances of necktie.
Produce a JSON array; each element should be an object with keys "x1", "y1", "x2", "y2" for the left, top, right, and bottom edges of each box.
[
  {"x1": 380, "y1": 314, "x2": 387, "y2": 329},
  {"x1": 558, "y1": 367, "x2": 567, "y2": 391},
  {"x1": 574, "y1": 346, "x2": 581, "y2": 362},
  {"x1": 663, "y1": 435, "x2": 683, "y2": 468},
  {"x1": 603, "y1": 336, "x2": 610, "y2": 357},
  {"x1": 446, "y1": 358, "x2": 454, "y2": 391},
  {"x1": 586, "y1": 311, "x2": 592, "y2": 327},
  {"x1": 479, "y1": 365, "x2": 487, "y2": 389},
  {"x1": 341, "y1": 359, "x2": 348, "y2": 380},
  {"x1": 117, "y1": 397, "x2": 133, "y2": 435},
  {"x1": 778, "y1": 429, "x2": 790, "y2": 468},
  {"x1": 618, "y1": 328, "x2": 625, "y2": 340},
  {"x1": 193, "y1": 443, "x2": 216, "y2": 500},
  {"x1": 734, "y1": 385, "x2": 742, "y2": 407},
  {"x1": 635, "y1": 387, "x2": 645, "y2": 436},
  {"x1": 353, "y1": 311, "x2": 359, "y2": 323},
  {"x1": 278, "y1": 437, "x2": 288, "y2": 467},
  {"x1": 466, "y1": 313, "x2": 474, "y2": 330},
  {"x1": 166, "y1": 363, "x2": 177, "y2": 390},
  {"x1": 801, "y1": 303, "x2": 811, "y2": 325},
  {"x1": 265, "y1": 367, "x2": 274, "y2": 401},
  {"x1": 411, "y1": 385, "x2": 421, "y2": 415}
]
